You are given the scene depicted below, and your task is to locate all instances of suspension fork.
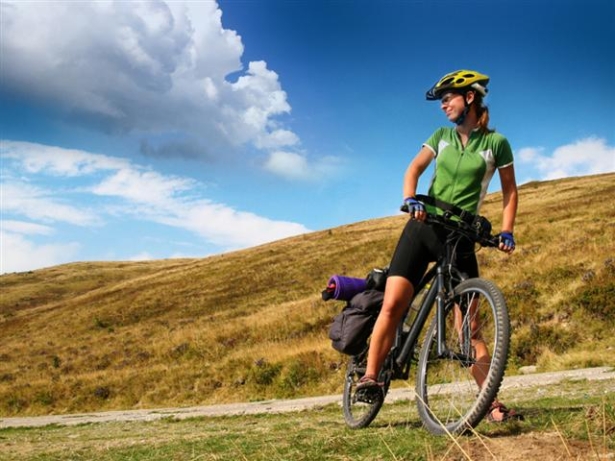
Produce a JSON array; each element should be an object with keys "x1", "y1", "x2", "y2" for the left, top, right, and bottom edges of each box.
[
  {"x1": 435, "y1": 265, "x2": 449, "y2": 357},
  {"x1": 436, "y1": 268, "x2": 476, "y2": 367},
  {"x1": 435, "y1": 236, "x2": 462, "y2": 357}
]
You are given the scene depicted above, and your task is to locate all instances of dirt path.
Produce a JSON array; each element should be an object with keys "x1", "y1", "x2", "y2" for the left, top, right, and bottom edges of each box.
[{"x1": 1, "y1": 366, "x2": 613, "y2": 429}]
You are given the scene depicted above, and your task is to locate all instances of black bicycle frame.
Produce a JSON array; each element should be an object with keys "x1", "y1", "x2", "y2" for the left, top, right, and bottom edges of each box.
[
  {"x1": 394, "y1": 232, "x2": 467, "y2": 370},
  {"x1": 394, "y1": 265, "x2": 438, "y2": 369}
]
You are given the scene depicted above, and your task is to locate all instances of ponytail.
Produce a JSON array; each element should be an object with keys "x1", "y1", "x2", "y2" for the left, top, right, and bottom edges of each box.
[{"x1": 474, "y1": 94, "x2": 494, "y2": 134}]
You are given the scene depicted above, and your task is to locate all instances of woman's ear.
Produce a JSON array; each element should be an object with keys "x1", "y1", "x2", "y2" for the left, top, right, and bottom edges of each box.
[{"x1": 465, "y1": 91, "x2": 475, "y2": 105}]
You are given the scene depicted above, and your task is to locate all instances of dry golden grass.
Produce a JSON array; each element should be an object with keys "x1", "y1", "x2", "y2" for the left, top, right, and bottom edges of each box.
[{"x1": 1, "y1": 173, "x2": 614, "y2": 417}]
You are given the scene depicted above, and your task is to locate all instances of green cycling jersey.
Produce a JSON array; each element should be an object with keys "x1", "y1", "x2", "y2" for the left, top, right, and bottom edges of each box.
[{"x1": 423, "y1": 127, "x2": 514, "y2": 214}]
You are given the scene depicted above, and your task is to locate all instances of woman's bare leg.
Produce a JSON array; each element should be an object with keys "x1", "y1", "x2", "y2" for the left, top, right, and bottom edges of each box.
[
  {"x1": 453, "y1": 297, "x2": 491, "y2": 389},
  {"x1": 455, "y1": 299, "x2": 513, "y2": 421},
  {"x1": 364, "y1": 276, "x2": 414, "y2": 378}
]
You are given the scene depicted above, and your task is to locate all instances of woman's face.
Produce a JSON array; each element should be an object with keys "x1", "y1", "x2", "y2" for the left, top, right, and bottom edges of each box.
[{"x1": 440, "y1": 92, "x2": 465, "y2": 122}]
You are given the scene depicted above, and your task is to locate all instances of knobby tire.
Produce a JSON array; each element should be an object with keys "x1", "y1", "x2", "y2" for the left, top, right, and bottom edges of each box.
[
  {"x1": 415, "y1": 277, "x2": 510, "y2": 435},
  {"x1": 342, "y1": 353, "x2": 386, "y2": 429}
]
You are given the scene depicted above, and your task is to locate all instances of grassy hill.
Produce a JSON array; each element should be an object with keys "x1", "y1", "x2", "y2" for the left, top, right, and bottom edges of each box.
[{"x1": 1, "y1": 173, "x2": 614, "y2": 417}]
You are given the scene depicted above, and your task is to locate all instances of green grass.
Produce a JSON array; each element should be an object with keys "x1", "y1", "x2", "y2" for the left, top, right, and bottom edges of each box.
[
  {"x1": 1, "y1": 173, "x2": 614, "y2": 417},
  {"x1": 0, "y1": 379, "x2": 613, "y2": 461}
]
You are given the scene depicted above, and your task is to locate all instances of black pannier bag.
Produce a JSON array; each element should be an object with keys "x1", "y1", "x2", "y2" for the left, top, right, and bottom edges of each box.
[{"x1": 328, "y1": 289, "x2": 384, "y2": 355}]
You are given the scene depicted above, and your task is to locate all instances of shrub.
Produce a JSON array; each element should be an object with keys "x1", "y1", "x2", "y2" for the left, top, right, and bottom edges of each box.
[
  {"x1": 279, "y1": 359, "x2": 320, "y2": 396},
  {"x1": 248, "y1": 359, "x2": 282, "y2": 386},
  {"x1": 571, "y1": 282, "x2": 615, "y2": 321},
  {"x1": 511, "y1": 323, "x2": 580, "y2": 365}
]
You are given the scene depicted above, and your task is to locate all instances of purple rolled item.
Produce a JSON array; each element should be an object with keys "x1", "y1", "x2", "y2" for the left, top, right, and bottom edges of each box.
[{"x1": 328, "y1": 275, "x2": 367, "y2": 301}]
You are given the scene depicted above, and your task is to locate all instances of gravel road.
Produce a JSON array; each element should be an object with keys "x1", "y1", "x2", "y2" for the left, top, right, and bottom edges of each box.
[{"x1": 2, "y1": 366, "x2": 613, "y2": 429}]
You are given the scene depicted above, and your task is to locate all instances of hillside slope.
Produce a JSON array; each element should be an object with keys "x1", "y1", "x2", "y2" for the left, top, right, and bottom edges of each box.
[{"x1": 1, "y1": 173, "x2": 614, "y2": 416}]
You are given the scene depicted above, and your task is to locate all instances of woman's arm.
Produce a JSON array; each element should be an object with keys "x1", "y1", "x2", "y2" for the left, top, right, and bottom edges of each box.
[
  {"x1": 498, "y1": 164, "x2": 518, "y2": 253},
  {"x1": 498, "y1": 164, "x2": 518, "y2": 232},
  {"x1": 403, "y1": 146, "x2": 434, "y2": 199}
]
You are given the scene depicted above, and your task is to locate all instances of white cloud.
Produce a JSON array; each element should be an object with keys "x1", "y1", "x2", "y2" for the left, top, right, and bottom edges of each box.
[
  {"x1": 2, "y1": 181, "x2": 101, "y2": 226},
  {"x1": 256, "y1": 129, "x2": 300, "y2": 150},
  {"x1": 128, "y1": 252, "x2": 155, "y2": 262},
  {"x1": 162, "y1": 201, "x2": 309, "y2": 248},
  {"x1": 265, "y1": 151, "x2": 311, "y2": 180},
  {"x1": 1, "y1": 141, "x2": 311, "y2": 273},
  {"x1": 0, "y1": 230, "x2": 81, "y2": 274},
  {"x1": 1, "y1": 220, "x2": 54, "y2": 236},
  {"x1": 264, "y1": 151, "x2": 344, "y2": 181},
  {"x1": 1, "y1": 140, "x2": 130, "y2": 176},
  {"x1": 231, "y1": 61, "x2": 291, "y2": 128},
  {"x1": 517, "y1": 147, "x2": 542, "y2": 163},
  {"x1": 0, "y1": 0, "x2": 334, "y2": 178},
  {"x1": 91, "y1": 168, "x2": 195, "y2": 206},
  {"x1": 518, "y1": 137, "x2": 615, "y2": 180}
]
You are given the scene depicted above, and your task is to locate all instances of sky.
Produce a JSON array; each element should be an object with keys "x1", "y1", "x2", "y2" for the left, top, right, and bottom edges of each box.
[{"x1": 1, "y1": 0, "x2": 614, "y2": 274}]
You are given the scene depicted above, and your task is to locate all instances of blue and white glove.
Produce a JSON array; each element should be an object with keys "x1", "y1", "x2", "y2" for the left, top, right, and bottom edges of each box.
[
  {"x1": 404, "y1": 196, "x2": 425, "y2": 218},
  {"x1": 498, "y1": 232, "x2": 515, "y2": 250}
]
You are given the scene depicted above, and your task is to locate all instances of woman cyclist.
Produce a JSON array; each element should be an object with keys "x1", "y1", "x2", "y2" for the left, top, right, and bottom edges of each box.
[{"x1": 358, "y1": 69, "x2": 521, "y2": 422}]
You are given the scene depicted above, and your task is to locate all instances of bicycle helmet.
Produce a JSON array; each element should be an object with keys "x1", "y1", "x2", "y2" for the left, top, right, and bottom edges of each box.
[{"x1": 426, "y1": 69, "x2": 490, "y2": 101}]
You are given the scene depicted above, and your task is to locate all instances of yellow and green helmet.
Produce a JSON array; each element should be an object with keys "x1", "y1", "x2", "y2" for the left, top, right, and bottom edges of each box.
[{"x1": 426, "y1": 69, "x2": 490, "y2": 100}]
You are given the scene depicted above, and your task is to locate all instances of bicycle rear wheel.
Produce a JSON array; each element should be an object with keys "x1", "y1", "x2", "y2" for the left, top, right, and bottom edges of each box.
[
  {"x1": 342, "y1": 352, "x2": 385, "y2": 429},
  {"x1": 415, "y1": 278, "x2": 509, "y2": 435}
]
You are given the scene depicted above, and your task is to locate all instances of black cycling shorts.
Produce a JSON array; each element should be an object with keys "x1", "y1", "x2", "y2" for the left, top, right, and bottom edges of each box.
[{"x1": 388, "y1": 219, "x2": 479, "y2": 289}]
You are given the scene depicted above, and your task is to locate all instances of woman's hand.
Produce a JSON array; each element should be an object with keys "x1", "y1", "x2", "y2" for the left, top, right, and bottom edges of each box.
[
  {"x1": 497, "y1": 232, "x2": 515, "y2": 253},
  {"x1": 404, "y1": 197, "x2": 427, "y2": 221}
]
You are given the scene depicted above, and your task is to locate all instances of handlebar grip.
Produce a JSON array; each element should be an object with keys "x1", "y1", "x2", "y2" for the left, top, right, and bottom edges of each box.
[
  {"x1": 400, "y1": 200, "x2": 500, "y2": 248},
  {"x1": 484, "y1": 236, "x2": 500, "y2": 248}
]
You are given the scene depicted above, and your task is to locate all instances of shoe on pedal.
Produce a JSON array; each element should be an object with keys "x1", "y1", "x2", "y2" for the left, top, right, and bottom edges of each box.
[
  {"x1": 356, "y1": 374, "x2": 383, "y2": 391},
  {"x1": 486, "y1": 400, "x2": 524, "y2": 423}
]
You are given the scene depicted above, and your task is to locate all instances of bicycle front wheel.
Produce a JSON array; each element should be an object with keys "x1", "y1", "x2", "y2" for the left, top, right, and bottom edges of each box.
[{"x1": 415, "y1": 278, "x2": 510, "y2": 435}]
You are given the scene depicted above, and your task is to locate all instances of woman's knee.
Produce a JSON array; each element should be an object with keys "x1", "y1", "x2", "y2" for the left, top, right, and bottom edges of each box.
[
  {"x1": 378, "y1": 303, "x2": 406, "y2": 324},
  {"x1": 384, "y1": 276, "x2": 414, "y2": 302},
  {"x1": 380, "y1": 276, "x2": 414, "y2": 321}
]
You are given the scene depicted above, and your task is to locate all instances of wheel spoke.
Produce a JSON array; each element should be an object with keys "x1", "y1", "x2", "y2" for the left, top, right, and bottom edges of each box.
[{"x1": 415, "y1": 279, "x2": 509, "y2": 435}]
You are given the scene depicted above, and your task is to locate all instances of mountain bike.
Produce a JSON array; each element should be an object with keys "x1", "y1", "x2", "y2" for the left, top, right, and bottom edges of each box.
[{"x1": 342, "y1": 195, "x2": 510, "y2": 435}]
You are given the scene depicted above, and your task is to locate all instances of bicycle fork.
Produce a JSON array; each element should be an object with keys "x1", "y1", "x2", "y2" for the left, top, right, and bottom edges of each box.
[{"x1": 436, "y1": 266, "x2": 475, "y2": 367}]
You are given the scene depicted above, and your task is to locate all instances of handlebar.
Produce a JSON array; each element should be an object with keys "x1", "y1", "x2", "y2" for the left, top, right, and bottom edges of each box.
[
  {"x1": 426, "y1": 213, "x2": 500, "y2": 248},
  {"x1": 400, "y1": 195, "x2": 500, "y2": 248}
]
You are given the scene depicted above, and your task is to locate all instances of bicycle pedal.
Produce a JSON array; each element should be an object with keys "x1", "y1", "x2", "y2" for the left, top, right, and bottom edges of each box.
[{"x1": 354, "y1": 387, "x2": 383, "y2": 404}]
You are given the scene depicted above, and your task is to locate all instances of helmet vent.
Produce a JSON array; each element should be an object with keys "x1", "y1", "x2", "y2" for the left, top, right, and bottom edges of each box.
[{"x1": 425, "y1": 69, "x2": 490, "y2": 101}]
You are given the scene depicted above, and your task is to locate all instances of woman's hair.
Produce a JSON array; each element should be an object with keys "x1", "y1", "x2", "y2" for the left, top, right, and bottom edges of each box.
[{"x1": 473, "y1": 93, "x2": 494, "y2": 133}]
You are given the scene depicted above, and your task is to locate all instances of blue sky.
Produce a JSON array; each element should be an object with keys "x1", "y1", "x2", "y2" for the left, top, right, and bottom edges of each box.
[{"x1": 1, "y1": 0, "x2": 613, "y2": 274}]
